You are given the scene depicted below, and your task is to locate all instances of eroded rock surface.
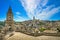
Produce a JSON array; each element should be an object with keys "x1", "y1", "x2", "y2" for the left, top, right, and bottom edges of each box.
[{"x1": 5, "y1": 32, "x2": 60, "y2": 40}]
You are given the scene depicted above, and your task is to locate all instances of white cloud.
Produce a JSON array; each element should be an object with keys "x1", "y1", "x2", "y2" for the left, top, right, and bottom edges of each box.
[
  {"x1": 14, "y1": 16, "x2": 25, "y2": 22},
  {"x1": 20, "y1": 0, "x2": 60, "y2": 20},
  {"x1": 14, "y1": 12, "x2": 27, "y2": 21},
  {"x1": 16, "y1": 12, "x2": 21, "y2": 15},
  {"x1": 20, "y1": 0, "x2": 41, "y2": 19},
  {"x1": 35, "y1": 7, "x2": 60, "y2": 20},
  {"x1": 41, "y1": 0, "x2": 48, "y2": 7},
  {"x1": 0, "y1": 18, "x2": 6, "y2": 21}
]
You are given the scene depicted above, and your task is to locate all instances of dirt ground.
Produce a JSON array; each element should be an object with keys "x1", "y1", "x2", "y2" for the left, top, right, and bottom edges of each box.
[{"x1": 5, "y1": 32, "x2": 60, "y2": 40}]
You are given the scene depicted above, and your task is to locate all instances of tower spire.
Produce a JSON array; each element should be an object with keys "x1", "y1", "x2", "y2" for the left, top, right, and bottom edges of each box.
[
  {"x1": 6, "y1": 6, "x2": 13, "y2": 20},
  {"x1": 5, "y1": 6, "x2": 14, "y2": 31},
  {"x1": 8, "y1": 6, "x2": 12, "y2": 14}
]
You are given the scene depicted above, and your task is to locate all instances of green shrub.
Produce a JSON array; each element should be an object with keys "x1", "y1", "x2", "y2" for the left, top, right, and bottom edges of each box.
[{"x1": 39, "y1": 27, "x2": 46, "y2": 32}]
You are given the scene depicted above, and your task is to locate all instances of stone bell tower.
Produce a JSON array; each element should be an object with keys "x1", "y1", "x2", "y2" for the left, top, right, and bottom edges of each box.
[
  {"x1": 5, "y1": 6, "x2": 15, "y2": 31},
  {"x1": 33, "y1": 16, "x2": 36, "y2": 28}
]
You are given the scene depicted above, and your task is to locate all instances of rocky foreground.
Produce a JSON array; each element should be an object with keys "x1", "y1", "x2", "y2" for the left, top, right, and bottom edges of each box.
[{"x1": 4, "y1": 32, "x2": 60, "y2": 40}]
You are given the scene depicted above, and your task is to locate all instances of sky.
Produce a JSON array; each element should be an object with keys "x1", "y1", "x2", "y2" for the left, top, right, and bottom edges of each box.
[{"x1": 0, "y1": 0, "x2": 60, "y2": 22}]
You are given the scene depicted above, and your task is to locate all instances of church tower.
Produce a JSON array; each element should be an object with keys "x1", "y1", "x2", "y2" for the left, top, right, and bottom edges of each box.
[
  {"x1": 33, "y1": 16, "x2": 35, "y2": 20},
  {"x1": 5, "y1": 6, "x2": 14, "y2": 31},
  {"x1": 33, "y1": 16, "x2": 36, "y2": 28}
]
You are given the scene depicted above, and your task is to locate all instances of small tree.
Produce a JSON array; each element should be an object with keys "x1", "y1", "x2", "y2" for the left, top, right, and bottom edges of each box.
[{"x1": 39, "y1": 27, "x2": 46, "y2": 32}]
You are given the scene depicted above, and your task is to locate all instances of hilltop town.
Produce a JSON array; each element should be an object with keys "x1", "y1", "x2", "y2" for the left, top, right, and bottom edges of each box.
[{"x1": 0, "y1": 6, "x2": 60, "y2": 40}]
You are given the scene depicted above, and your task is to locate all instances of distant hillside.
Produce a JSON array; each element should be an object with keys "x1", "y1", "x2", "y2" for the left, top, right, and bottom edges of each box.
[
  {"x1": 18, "y1": 20, "x2": 60, "y2": 30},
  {"x1": 0, "y1": 21, "x2": 5, "y2": 27}
]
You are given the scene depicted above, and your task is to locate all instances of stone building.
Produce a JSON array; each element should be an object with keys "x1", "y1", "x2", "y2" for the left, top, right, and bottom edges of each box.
[{"x1": 5, "y1": 6, "x2": 15, "y2": 31}]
